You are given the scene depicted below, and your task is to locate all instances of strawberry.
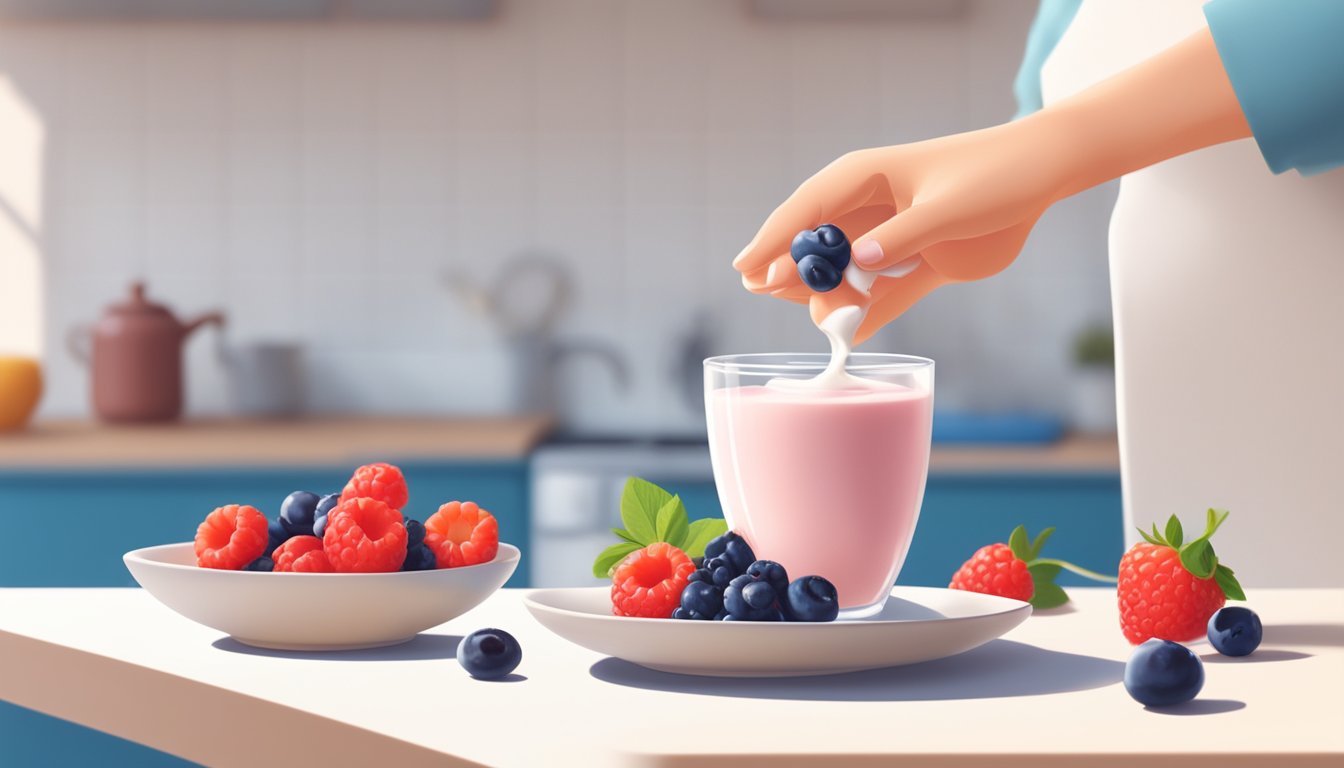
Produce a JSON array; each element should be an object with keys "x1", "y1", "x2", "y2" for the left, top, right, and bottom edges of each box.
[
  {"x1": 1118, "y1": 509, "x2": 1245, "y2": 644},
  {"x1": 950, "y1": 525, "x2": 1116, "y2": 608}
]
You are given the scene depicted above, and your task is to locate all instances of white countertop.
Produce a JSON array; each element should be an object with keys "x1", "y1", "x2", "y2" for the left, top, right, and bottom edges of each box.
[{"x1": 1, "y1": 587, "x2": 1340, "y2": 767}]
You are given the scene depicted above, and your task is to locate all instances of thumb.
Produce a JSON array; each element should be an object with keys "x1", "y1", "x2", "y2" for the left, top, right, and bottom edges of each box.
[{"x1": 850, "y1": 203, "x2": 956, "y2": 271}]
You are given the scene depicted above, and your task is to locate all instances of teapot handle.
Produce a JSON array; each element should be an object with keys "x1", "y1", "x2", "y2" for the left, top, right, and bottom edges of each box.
[
  {"x1": 183, "y1": 311, "x2": 226, "y2": 338},
  {"x1": 66, "y1": 325, "x2": 92, "y2": 365}
]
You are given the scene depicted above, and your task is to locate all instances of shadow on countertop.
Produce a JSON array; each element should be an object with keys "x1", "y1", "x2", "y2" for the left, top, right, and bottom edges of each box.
[
  {"x1": 589, "y1": 639, "x2": 1123, "y2": 702},
  {"x1": 211, "y1": 633, "x2": 463, "y2": 662}
]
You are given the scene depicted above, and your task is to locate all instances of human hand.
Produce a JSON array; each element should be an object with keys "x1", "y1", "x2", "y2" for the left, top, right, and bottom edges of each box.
[
  {"x1": 734, "y1": 119, "x2": 1070, "y2": 344},
  {"x1": 735, "y1": 27, "x2": 1250, "y2": 345}
]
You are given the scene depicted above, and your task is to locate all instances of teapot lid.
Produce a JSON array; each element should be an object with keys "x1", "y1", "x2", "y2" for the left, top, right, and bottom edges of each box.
[{"x1": 109, "y1": 282, "x2": 174, "y2": 320}]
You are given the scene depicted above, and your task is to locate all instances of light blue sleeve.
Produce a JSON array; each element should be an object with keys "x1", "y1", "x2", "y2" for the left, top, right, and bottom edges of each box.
[
  {"x1": 1204, "y1": 0, "x2": 1344, "y2": 176},
  {"x1": 1012, "y1": 0, "x2": 1083, "y2": 120}
]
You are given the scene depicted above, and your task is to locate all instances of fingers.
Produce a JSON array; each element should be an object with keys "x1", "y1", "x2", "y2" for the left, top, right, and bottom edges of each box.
[
  {"x1": 741, "y1": 254, "x2": 798, "y2": 293},
  {"x1": 850, "y1": 203, "x2": 958, "y2": 271},
  {"x1": 919, "y1": 217, "x2": 1037, "y2": 282},
  {"x1": 852, "y1": 266, "x2": 944, "y2": 345},
  {"x1": 733, "y1": 154, "x2": 883, "y2": 274}
]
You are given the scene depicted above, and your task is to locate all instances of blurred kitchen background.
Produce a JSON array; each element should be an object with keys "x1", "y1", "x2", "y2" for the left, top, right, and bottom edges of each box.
[
  {"x1": 0, "y1": 0, "x2": 1124, "y2": 585},
  {"x1": 1, "y1": 3, "x2": 1124, "y2": 759}
]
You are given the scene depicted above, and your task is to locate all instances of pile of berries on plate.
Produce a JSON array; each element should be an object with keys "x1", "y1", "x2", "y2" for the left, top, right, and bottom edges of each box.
[
  {"x1": 192, "y1": 462, "x2": 499, "y2": 573},
  {"x1": 612, "y1": 532, "x2": 840, "y2": 622}
]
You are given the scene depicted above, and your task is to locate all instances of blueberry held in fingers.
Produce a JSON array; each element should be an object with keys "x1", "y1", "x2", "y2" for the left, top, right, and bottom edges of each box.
[
  {"x1": 797, "y1": 254, "x2": 844, "y2": 292},
  {"x1": 786, "y1": 576, "x2": 839, "y2": 622},
  {"x1": 791, "y1": 224, "x2": 851, "y2": 271}
]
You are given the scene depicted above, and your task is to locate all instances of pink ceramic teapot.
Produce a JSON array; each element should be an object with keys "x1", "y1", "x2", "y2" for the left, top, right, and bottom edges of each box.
[{"x1": 68, "y1": 282, "x2": 224, "y2": 422}]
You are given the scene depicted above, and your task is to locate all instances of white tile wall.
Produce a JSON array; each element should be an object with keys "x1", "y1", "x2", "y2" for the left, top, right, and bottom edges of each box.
[{"x1": 0, "y1": 0, "x2": 1113, "y2": 432}]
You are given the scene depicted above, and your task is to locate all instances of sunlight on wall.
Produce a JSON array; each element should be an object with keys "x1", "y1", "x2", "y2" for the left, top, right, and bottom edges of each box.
[{"x1": 0, "y1": 72, "x2": 44, "y2": 357}]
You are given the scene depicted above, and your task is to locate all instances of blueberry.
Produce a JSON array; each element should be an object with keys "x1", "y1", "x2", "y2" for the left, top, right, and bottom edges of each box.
[
  {"x1": 745, "y1": 560, "x2": 790, "y2": 604},
  {"x1": 672, "y1": 607, "x2": 692, "y2": 620},
  {"x1": 243, "y1": 556, "x2": 274, "y2": 572},
  {"x1": 703, "y1": 532, "x2": 757, "y2": 575},
  {"x1": 1207, "y1": 607, "x2": 1262, "y2": 657},
  {"x1": 797, "y1": 254, "x2": 844, "y2": 292},
  {"x1": 266, "y1": 518, "x2": 290, "y2": 554},
  {"x1": 312, "y1": 492, "x2": 340, "y2": 539},
  {"x1": 790, "y1": 224, "x2": 851, "y2": 271},
  {"x1": 279, "y1": 491, "x2": 321, "y2": 537},
  {"x1": 724, "y1": 574, "x2": 780, "y2": 621},
  {"x1": 404, "y1": 517, "x2": 426, "y2": 548},
  {"x1": 785, "y1": 576, "x2": 839, "y2": 622},
  {"x1": 722, "y1": 607, "x2": 782, "y2": 621},
  {"x1": 699, "y1": 561, "x2": 736, "y2": 588},
  {"x1": 401, "y1": 543, "x2": 437, "y2": 571},
  {"x1": 680, "y1": 581, "x2": 724, "y2": 619},
  {"x1": 457, "y1": 628, "x2": 522, "y2": 680},
  {"x1": 691, "y1": 556, "x2": 705, "y2": 569},
  {"x1": 1124, "y1": 639, "x2": 1204, "y2": 707}
]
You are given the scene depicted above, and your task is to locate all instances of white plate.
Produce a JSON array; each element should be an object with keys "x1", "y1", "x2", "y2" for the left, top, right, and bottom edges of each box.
[
  {"x1": 524, "y1": 586, "x2": 1031, "y2": 677},
  {"x1": 125, "y1": 542, "x2": 519, "y2": 651}
]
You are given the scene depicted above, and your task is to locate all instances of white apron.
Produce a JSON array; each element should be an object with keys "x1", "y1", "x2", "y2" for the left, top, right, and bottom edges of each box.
[{"x1": 1041, "y1": 0, "x2": 1344, "y2": 586}]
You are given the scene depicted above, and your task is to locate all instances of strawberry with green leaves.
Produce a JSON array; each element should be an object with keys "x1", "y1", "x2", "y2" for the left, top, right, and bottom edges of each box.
[
  {"x1": 1119, "y1": 509, "x2": 1245, "y2": 644},
  {"x1": 949, "y1": 525, "x2": 1116, "y2": 608}
]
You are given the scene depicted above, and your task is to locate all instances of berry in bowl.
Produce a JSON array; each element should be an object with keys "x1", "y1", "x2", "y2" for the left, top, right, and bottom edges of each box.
[{"x1": 124, "y1": 463, "x2": 519, "y2": 651}]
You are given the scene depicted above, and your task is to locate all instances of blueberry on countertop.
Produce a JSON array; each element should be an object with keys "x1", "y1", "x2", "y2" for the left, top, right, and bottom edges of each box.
[
  {"x1": 785, "y1": 576, "x2": 839, "y2": 622},
  {"x1": 457, "y1": 628, "x2": 523, "y2": 680},
  {"x1": 1124, "y1": 639, "x2": 1204, "y2": 707},
  {"x1": 1207, "y1": 606, "x2": 1263, "y2": 657},
  {"x1": 279, "y1": 491, "x2": 321, "y2": 537}
]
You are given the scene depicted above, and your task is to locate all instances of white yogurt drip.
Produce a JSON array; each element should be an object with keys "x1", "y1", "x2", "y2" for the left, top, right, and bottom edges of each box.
[{"x1": 767, "y1": 305, "x2": 873, "y2": 391}]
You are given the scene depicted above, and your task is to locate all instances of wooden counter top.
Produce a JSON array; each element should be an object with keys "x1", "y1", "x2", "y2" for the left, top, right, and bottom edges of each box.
[
  {"x1": 0, "y1": 417, "x2": 555, "y2": 468},
  {"x1": 929, "y1": 436, "x2": 1119, "y2": 473}
]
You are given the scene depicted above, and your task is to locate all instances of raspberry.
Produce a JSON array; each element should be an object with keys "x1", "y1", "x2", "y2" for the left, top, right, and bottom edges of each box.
[
  {"x1": 195, "y1": 504, "x2": 269, "y2": 570},
  {"x1": 339, "y1": 462, "x2": 408, "y2": 510},
  {"x1": 424, "y1": 501, "x2": 499, "y2": 568},
  {"x1": 1117, "y1": 511, "x2": 1244, "y2": 645},
  {"x1": 948, "y1": 543, "x2": 1034, "y2": 602},
  {"x1": 272, "y1": 536, "x2": 332, "y2": 573},
  {"x1": 611, "y1": 542, "x2": 695, "y2": 618},
  {"x1": 1118, "y1": 543, "x2": 1226, "y2": 644},
  {"x1": 322, "y1": 497, "x2": 407, "y2": 573}
]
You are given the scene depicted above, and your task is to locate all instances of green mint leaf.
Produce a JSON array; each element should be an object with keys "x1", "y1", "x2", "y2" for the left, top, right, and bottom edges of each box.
[
  {"x1": 1136, "y1": 527, "x2": 1163, "y2": 546},
  {"x1": 1214, "y1": 564, "x2": 1246, "y2": 601},
  {"x1": 610, "y1": 528, "x2": 641, "y2": 545},
  {"x1": 1151, "y1": 523, "x2": 1167, "y2": 547},
  {"x1": 655, "y1": 496, "x2": 690, "y2": 549},
  {"x1": 620, "y1": 477, "x2": 673, "y2": 545},
  {"x1": 1027, "y1": 527, "x2": 1056, "y2": 561},
  {"x1": 1029, "y1": 581, "x2": 1070, "y2": 609},
  {"x1": 1008, "y1": 525, "x2": 1030, "y2": 561},
  {"x1": 592, "y1": 541, "x2": 640, "y2": 578},
  {"x1": 1165, "y1": 515, "x2": 1184, "y2": 549},
  {"x1": 682, "y1": 518, "x2": 728, "y2": 558},
  {"x1": 1179, "y1": 539, "x2": 1217, "y2": 579}
]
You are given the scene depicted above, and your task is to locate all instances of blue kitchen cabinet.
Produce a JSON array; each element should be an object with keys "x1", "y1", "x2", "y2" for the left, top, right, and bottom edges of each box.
[
  {"x1": 0, "y1": 460, "x2": 530, "y2": 588},
  {"x1": 0, "y1": 459, "x2": 529, "y2": 768}
]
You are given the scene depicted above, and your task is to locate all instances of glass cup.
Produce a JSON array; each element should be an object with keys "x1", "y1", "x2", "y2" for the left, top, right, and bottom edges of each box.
[{"x1": 704, "y1": 353, "x2": 934, "y2": 619}]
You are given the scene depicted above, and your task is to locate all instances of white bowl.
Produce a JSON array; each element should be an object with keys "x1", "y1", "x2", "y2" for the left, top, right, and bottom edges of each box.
[
  {"x1": 125, "y1": 542, "x2": 520, "y2": 651},
  {"x1": 525, "y1": 586, "x2": 1031, "y2": 677}
]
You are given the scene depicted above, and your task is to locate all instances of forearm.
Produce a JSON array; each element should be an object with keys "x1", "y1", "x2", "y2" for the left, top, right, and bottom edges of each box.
[{"x1": 1029, "y1": 27, "x2": 1252, "y2": 199}]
